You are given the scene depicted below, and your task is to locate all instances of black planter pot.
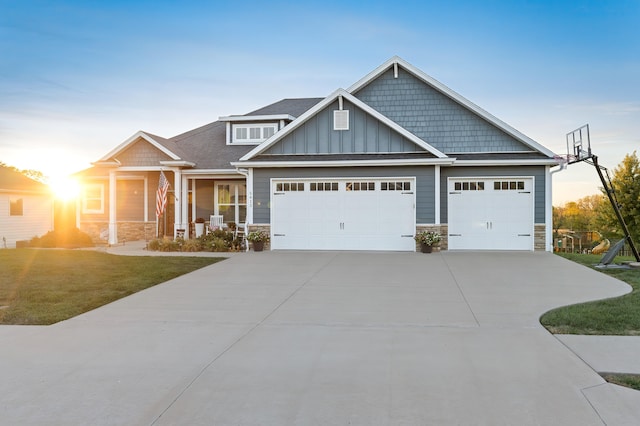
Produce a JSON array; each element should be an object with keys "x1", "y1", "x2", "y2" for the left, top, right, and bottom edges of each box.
[
  {"x1": 420, "y1": 243, "x2": 433, "y2": 253},
  {"x1": 252, "y1": 241, "x2": 264, "y2": 252}
]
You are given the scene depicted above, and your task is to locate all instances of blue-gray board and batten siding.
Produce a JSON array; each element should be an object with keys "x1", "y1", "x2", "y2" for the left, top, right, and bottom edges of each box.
[
  {"x1": 441, "y1": 166, "x2": 547, "y2": 224},
  {"x1": 262, "y1": 99, "x2": 428, "y2": 156},
  {"x1": 353, "y1": 67, "x2": 532, "y2": 154},
  {"x1": 252, "y1": 165, "x2": 547, "y2": 225},
  {"x1": 252, "y1": 166, "x2": 436, "y2": 224}
]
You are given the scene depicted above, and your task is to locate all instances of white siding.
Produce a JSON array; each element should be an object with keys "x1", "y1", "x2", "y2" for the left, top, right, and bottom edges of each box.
[{"x1": 0, "y1": 193, "x2": 54, "y2": 248}]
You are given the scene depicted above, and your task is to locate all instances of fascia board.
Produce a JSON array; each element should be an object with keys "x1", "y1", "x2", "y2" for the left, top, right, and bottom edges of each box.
[
  {"x1": 182, "y1": 169, "x2": 243, "y2": 176},
  {"x1": 453, "y1": 159, "x2": 560, "y2": 166},
  {"x1": 0, "y1": 188, "x2": 51, "y2": 195},
  {"x1": 348, "y1": 56, "x2": 556, "y2": 158},
  {"x1": 240, "y1": 88, "x2": 448, "y2": 161},
  {"x1": 98, "y1": 131, "x2": 181, "y2": 162},
  {"x1": 159, "y1": 160, "x2": 196, "y2": 167},
  {"x1": 232, "y1": 158, "x2": 455, "y2": 168},
  {"x1": 218, "y1": 114, "x2": 295, "y2": 122}
]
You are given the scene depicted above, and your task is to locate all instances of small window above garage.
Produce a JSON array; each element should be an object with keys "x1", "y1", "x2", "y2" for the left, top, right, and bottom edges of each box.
[
  {"x1": 232, "y1": 123, "x2": 278, "y2": 144},
  {"x1": 219, "y1": 113, "x2": 295, "y2": 145}
]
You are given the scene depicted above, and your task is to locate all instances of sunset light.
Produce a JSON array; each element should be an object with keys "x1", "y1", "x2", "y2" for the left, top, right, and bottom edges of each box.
[{"x1": 49, "y1": 175, "x2": 80, "y2": 201}]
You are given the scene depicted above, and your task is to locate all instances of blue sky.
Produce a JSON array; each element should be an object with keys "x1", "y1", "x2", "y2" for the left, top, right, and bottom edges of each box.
[{"x1": 1, "y1": 0, "x2": 639, "y2": 204}]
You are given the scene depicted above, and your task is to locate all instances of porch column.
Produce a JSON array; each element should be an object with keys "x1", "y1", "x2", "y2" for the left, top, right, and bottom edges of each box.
[
  {"x1": 173, "y1": 168, "x2": 182, "y2": 237},
  {"x1": 181, "y1": 174, "x2": 189, "y2": 233},
  {"x1": 108, "y1": 170, "x2": 117, "y2": 245}
]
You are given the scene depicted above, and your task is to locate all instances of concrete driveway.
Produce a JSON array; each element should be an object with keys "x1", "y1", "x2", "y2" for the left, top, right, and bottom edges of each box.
[{"x1": 1, "y1": 251, "x2": 639, "y2": 425}]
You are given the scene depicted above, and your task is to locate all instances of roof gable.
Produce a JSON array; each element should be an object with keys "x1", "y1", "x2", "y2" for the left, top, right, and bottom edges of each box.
[
  {"x1": 96, "y1": 131, "x2": 183, "y2": 165},
  {"x1": 241, "y1": 89, "x2": 447, "y2": 161},
  {"x1": 349, "y1": 56, "x2": 556, "y2": 158}
]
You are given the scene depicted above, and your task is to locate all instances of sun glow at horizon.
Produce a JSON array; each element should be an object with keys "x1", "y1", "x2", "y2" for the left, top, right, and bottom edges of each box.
[{"x1": 49, "y1": 175, "x2": 80, "y2": 201}]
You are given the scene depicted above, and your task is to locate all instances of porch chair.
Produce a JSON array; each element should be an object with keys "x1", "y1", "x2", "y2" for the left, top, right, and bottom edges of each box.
[{"x1": 209, "y1": 215, "x2": 224, "y2": 233}]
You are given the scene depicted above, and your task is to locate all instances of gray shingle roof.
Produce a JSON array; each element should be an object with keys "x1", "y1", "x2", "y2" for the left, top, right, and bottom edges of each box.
[
  {"x1": 245, "y1": 98, "x2": 323, "y2": 117},
  {"x1": 167, "y1": 98, "x2": 323, "y2": 169},
  {"x1": 169, "y1": 122, "x2": 254, "y2": 169}
]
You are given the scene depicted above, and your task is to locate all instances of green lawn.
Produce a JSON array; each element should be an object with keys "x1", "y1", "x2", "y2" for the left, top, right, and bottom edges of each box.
[
  {"x1": 540, "y1": 253, "x2": 640, "y2": 335},
  {"x1": 0, "y1": 249, "x2": 223, "y2": 325}
]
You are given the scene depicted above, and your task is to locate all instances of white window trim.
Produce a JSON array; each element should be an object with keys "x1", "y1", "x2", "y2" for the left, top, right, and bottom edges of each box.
[
  {"x1": 214, "y1": 181, "x2": 247, "y2": 224},
  {"x1": 230, "y1": 123, "x2": 278, "y2": 145},
  {"x1": 82, "y1": 183, "x2": 105, "y2": 214}
]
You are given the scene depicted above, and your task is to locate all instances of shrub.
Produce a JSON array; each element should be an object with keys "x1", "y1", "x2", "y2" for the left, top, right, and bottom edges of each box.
[
  {"x1": 181, "y1": 238, "x2": 202, "y2": 252},
  {"x1": 146, "y1": 229, "x2": 243, "y2": 252},
  {"x1": 29, "y1": 228, "x2": 94, "y2": 248}
]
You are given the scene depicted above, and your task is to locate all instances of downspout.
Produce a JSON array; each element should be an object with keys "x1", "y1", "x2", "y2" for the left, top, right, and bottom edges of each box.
[{"x1": 547, "y1": 160, "x2": 567, "y2": 252}]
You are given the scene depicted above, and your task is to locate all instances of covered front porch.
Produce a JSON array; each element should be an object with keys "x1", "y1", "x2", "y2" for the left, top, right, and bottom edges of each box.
[{"x1": 81, "y1": 168, "x2": 249, "y2": 245}]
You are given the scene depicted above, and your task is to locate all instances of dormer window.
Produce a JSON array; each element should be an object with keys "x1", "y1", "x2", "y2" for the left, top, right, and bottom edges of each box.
[{"x1": 232, "y1": 123, "x2": 278, "y2": 144}]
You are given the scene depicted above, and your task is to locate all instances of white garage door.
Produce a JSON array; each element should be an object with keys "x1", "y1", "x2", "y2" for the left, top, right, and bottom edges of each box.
[
  {"x1": 448, "y1": 178, "x2": 534, "y2": 250},
  {"x1": 271, "y1": 178, "x2": 416, "y2": 251}
]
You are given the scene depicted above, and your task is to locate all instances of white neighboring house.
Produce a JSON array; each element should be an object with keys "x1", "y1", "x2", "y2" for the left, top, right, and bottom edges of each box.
[{"x1": 0, "y1": 166, "x2": 54, "y2": 248}]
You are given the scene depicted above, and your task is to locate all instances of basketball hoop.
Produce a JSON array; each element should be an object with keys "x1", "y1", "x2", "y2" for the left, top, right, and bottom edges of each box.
[{"x1": 566, "y1": 124, "x2": 592, "y2": 164}]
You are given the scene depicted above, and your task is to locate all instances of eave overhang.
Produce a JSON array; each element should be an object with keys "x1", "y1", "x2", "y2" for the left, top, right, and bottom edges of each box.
[
  {"x1": 219, "y1": 114, "x2": 296, "y2": 122},
  {"x1": 232, "y1": 158, "x2": 456, "y2": 168},
  {"x1": 159, "y1": 160, "x2": 196, "y2": 168}
]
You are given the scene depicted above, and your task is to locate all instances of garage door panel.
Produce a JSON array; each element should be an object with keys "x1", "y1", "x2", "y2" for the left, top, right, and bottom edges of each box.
[
  {"x1": 271, "y1": 179, "x2": 416, "y2": 251},
  {"x1": 448, "y1": 178, "x2": 533, "y2": 251}
]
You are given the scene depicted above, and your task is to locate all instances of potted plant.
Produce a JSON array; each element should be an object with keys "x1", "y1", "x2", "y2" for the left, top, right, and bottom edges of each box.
[
  {"x1": 195, "y1": 217, "x2": 205, "y2": 237},
  {"x1": 246, "y1": 230, "x2": 269, "y2": 252},
  {"x1": 414, "y1": 231, "x2": 441, "y2": 253}
]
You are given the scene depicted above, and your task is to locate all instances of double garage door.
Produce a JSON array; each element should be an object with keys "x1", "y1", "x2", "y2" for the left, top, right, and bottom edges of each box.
[
  {"x1": 271, "y1": 178, "x2": 415, "y2": 251},
  {"x1": 448, "y1": 178, "x2": 534, "y2": 250}
]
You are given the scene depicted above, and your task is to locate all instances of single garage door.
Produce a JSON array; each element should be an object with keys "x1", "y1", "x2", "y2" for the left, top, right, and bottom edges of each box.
[
  {"x1": 448, "y1": 178, "x2": 534, "y2": 250},
  {"x1": 271, "y1": 178, "x2": 416, "y2": 251}
]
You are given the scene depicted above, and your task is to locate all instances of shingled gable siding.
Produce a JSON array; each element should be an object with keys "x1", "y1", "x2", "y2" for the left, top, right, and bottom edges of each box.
[
  {"x1": 440, "y1": 166, "x2": 547, "y2": 223},
  {"x1": 252, "y1": 166, "x2": 435, "y2": 223},
  {"x1": 262, "y1": 99, "x2": 424, "y2": 155},
  {"x1": 116, "y1": 139, "x2": 174, "y2": 166},
  {"x1": 353, "y1": 68, "x2": 531, "y2": 154}
]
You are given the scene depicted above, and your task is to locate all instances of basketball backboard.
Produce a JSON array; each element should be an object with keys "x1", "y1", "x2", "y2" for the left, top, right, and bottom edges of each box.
[{"x1": 566, "y1": 124, "x2": 591, "y2": 164}]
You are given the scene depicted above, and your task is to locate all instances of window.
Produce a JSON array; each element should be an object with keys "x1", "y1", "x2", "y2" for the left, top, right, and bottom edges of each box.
[
  {"x1": 310, "y1": 182, "x2": 338, "y2": 191},
  {"x1": 10, "y1": 198, "x2": 23, "y2": 216},
  {"x1": 494, "y1": 181, "x2": 525, "y2": 191},
  {"x1": 216, "y1": 182, "x2": 247, "y2": 224},
  {"x1": 454, "y1": 181, "x2": 485, "y2": 191},
  {"x1": 381, "y1": 181, "x2": 411, "y2": 191},
  {"x1": 82, "y1": 184, "x2": 104, "y2": 214},
  {"x1": 232, "y1": 123, "x2": 278, "y2": 144},
  {"x1": 276, "y1": 182, "x2": 304, "y2": 192},
  {"x1": 346, "y1": 182, "x2": 375, "y2": 191}
]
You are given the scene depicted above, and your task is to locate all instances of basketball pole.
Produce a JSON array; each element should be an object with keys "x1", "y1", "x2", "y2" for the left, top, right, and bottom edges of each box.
[
  {"x1": 565, "y1": 124, "x2": 640, "y2": 262},
  {"x1": 591, "y1": 155, "x2": 640, "y2": 261}
]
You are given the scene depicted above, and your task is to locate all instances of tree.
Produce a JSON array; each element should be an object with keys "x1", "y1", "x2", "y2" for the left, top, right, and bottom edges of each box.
[
  {"x1": 593, "y1": 151, "x2": 640, "y2": 244},
  {"x1": 0, "y1": 161, "x2": 46, "y2": 183}
]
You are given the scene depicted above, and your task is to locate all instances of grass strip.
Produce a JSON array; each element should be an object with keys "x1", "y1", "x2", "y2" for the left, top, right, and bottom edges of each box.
[
  {"x1": 540, "y1": 253, "x2": 640, "y2": 335},
  {"x1": 600, "y1": 373, "x2": 640, "y2": 391},
  {"x1": 0, "y1": 249, "x2": 223, "y2": 325}
]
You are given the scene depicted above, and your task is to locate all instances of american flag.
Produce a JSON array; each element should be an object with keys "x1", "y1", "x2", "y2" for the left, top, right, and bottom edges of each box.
[{"x1": 156, "y1": 171, "x2": 170, "y2": 217}]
